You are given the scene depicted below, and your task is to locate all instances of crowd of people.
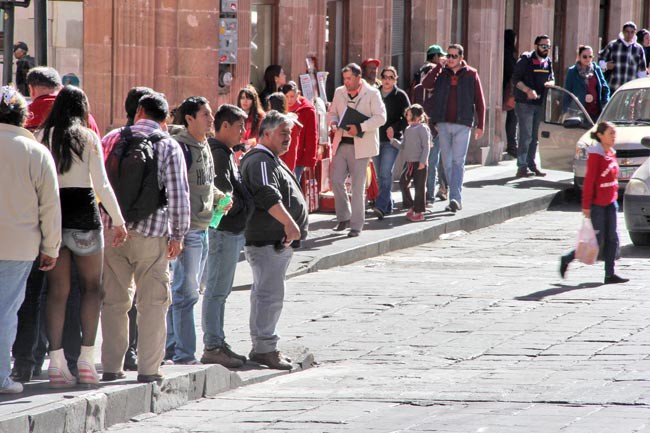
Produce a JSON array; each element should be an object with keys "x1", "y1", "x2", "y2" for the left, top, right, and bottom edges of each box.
[{"x1": 2, "y1": 22, "x2": 644, "y2": 393}]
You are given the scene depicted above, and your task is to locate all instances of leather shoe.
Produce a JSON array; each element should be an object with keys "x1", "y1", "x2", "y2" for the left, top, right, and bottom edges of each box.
[
  {"x1": 559, "y1": 255, "x2": 570, "y2": 278},
  {"x1": 11, "y1": 367, "x2": 32, "y2": 383},
  {"x1": 222, "y1": 343, "x2": 247, "y2": 363},
  {"x1": 137, "y1": 373, "x2": 164, "y2": 383},
  {"x1": 604, "y1": 274, "x2": 629, "y2": 284},
  {"x1": 123, "y1": 357, "x2": 138, "y2": 371},
  {"x1": 516, "y1": 170, "x2": 532, "y2": 178},
  {"x1": 372, "y1": 208, "x2": 384, "y2": 219},
  {"x1": 249, "y1": 351, "x2": 293, "y2": 370},
  {"x1": 333, "y1": 220, "x2": 350, "y2": 231},
  {"x1": 347, "y1": 229, "x2": 360, "y2": 237},
  {"x1": 530, "y1": 168, "x2": 547, "y2": 177},
  {"x1": 101, "y1": 372, "x2": 126, "y2": 382}
]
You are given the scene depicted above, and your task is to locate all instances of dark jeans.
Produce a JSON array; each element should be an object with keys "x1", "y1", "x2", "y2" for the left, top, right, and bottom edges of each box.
[
  {"x1": 125, "y1": 300, "x2": 138, "y2": 364},
  {"x1": 11, "y1": 261, "x2": 46, "y2": 372},
  {"x1": 399, "y1": 162, "x2": 428, "y2": 213},
  {"x1": 505, "y1": 109, "x2": 517, "y2": 153},
  {"x1": 563, "y1": 202, "x2": 619, "y2": 276}
]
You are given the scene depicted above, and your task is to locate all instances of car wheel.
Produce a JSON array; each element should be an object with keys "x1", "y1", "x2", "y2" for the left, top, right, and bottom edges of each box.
[
  {"x1": 571, "y1": 176, "x2": 582, "y2": 201},
  {"x1": 629, "y1": 231, "x2": 650, "y2": 246}
]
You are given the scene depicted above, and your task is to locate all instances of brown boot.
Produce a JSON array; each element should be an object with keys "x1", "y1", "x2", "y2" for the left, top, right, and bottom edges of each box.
[
  {"x1": 201, "y1": 347, "x2": 244, "y2": 368},
  {"x1": 249, "y1": 350, "x2": 293, "y2": 370}
]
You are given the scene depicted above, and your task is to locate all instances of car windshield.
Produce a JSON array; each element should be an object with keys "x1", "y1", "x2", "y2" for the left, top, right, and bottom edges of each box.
[{"x1": 600, "y1": 88, "x2": 650, "y2": 125}]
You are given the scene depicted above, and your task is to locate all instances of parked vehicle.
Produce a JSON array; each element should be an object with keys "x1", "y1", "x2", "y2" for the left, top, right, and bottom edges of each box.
[
  {"x1": 538, "y1": 79, "x2": 650, "y2": 191},
  {"x1": 624, "y1": 136, "x2": 650, "y2": 246}
]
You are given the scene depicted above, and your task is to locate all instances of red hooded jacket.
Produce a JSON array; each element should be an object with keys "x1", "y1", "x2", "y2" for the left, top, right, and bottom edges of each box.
[{"x1": 280, "y1": 97, "x2": 319, "y2": 170}]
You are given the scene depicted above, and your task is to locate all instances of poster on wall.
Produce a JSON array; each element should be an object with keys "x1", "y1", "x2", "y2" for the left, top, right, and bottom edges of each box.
[
  {"x1": 221, "y1": 0, "x2": 238, "y2": 13},
  {"x1": 219, "y1": 18, "x2": 238, "y2": 64},
  {"x1": 299, "y1": 74, "x2": 316, "y2": 102}
]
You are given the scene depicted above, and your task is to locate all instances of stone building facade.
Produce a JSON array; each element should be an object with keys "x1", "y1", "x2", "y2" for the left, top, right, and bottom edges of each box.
[{"x1": 29, "y1": 0, "x2": 650, "y2": 163}]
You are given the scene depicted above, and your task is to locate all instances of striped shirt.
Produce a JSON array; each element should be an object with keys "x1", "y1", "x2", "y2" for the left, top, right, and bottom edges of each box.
[{"x1": 101, "y1": 119, "x2": 190, "y2": 241}]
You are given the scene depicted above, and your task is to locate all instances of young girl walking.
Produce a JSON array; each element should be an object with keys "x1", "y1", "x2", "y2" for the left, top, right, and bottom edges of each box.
[{"x1": 398, "y1": 104, "x2": 431, "y2": 222}]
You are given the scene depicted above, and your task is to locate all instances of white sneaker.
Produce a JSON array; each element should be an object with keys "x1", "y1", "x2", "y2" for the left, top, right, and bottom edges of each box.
[{"x1": 0, "y1": 378, "x2": 24, "y2": 394}]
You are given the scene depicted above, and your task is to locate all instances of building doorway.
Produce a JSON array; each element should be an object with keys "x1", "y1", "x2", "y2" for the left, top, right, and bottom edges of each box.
[
  {"x1": 325, "y1": 0, "x2": 347, "y2": 100},
  {"x1": 391, "y1": 0, "x2": 411, "y2": 90}
]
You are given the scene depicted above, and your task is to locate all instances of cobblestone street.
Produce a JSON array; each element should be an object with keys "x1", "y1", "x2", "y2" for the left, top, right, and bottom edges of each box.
[{"x1": 108, "y1": 203, "x2": 650, "y2": 433}]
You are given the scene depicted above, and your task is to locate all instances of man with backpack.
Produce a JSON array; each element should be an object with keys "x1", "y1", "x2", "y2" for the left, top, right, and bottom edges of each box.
[
  {"x1": 100, "y1": 92, "x2": 190, "y2": 383},
  {"x1": 165, "y1": 96, "x2": 220, "y2": 365}
]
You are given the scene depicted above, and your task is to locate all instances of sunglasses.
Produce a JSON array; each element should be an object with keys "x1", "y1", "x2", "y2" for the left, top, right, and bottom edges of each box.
[
  {"x1": 446, "y1": 54, "x2": 460, "y2": 59},
  {"x1": 581, "y1": 55, "x2": 593, "y2": 59},
  {"x1": 381, "y1": 75, "x2": 396, "y2": 80},
  {"x1": 537, "y1": 44, "x2": 552, "y2": 49}
]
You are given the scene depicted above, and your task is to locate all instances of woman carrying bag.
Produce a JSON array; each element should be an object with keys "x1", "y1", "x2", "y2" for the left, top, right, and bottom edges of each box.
[{"x1": 559, "y1": 121, "x2": 628, "y2": 284}]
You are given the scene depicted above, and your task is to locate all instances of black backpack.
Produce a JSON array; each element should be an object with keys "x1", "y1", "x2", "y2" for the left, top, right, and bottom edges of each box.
[{"x1": 105, "y1": 127, "x2": 167, "y2": 223}]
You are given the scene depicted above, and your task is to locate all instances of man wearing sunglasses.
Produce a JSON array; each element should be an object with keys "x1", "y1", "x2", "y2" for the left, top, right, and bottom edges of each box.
[
  {"x1": 599, "y1": 21, "x2": 647, "y2": 92},
  {"x1": 512, "y1": 34, "x2": 555, "y2": 178},
  {"x1": 422, "y1": 44, "x2": 485, "y2": 213}
]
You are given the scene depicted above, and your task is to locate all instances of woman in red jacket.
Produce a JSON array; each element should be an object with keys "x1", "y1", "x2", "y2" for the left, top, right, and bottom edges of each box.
[
  {"x1": 281, "y1": 82, "x2": 319, "y2": 182},
  {"x1": 560, "y1": 122, "x2": 628, "y2": 284},
  {"x1": 237, "y1": 86, "x2": 265, "y2": 145}
]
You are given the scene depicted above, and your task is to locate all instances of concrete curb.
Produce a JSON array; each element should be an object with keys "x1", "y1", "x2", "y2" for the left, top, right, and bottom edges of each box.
[
  {"x1": 260, "y1": 188, "x2": 569, "y2": 285},
  {"x1": 0, "y1": 352, "x2": 316, "y2": 433}
]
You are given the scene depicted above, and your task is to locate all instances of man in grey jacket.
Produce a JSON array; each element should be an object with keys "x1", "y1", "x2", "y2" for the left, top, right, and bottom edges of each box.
[{"x1": 240, "y1": 111, "x2": 308, "y2": 370}]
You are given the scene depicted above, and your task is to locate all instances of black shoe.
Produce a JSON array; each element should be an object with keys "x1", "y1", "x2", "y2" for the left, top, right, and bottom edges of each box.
[
  {"x1": 101, "y1": 371, "x2": 126, "y2": 382},
  {"x1": 507, "y1": 148, "x2": 517, "y2": 158},
  {"x1": 137, "y1": 373, "x2": 164, "y2": 383},
  {"x1": 530, "y1": 168, "x2": 547, "y2": 177},
  {"x1": 222, "y1": 343, "x2": 247, "y2": 363},
  {"x1": 347, "y1": 229, "x2": 360, "y2": 237},
  {"x1": 559, "y1": 255, "x2": 570, "y2": 278},
  {"x1": 10, "y1": 367, "x2": 33, "y2": 383},
  {"x1": 372, "y1": 208, "x2": 384, "y2": 220},
  {"x1": 333, "y1": 220, "x2": 350, "y2": 231},
  {"x1": 123, "y1": 357, "x2": 138, "y2": 371},
  {"x1": 604, "y1": 274, "x2": 629, "y2": 284}
]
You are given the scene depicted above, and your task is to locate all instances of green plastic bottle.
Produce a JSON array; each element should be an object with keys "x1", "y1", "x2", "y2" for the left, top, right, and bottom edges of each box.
[{"x1": 209, "y1": 194, "x2": 232, "y2": 229}]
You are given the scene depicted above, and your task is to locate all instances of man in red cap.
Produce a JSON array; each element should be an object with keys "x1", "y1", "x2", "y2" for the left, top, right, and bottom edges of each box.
[{"x1": 361, "y1": 59, "x2": 381, "y2": 87}]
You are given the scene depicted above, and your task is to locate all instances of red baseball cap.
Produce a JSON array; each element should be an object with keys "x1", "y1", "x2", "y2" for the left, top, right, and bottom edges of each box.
[{"x1": 361, "y1": 58, "x2": 381, "y2": 69}]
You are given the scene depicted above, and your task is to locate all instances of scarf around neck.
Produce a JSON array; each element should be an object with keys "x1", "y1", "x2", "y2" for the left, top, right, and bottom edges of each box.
[{"x1": 575, "y1": 62, "x2": 594, "y2": 86}]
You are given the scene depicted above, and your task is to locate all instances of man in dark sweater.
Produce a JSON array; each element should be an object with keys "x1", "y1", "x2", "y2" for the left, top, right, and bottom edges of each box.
[
  {"x1": 512, "y1": 34, "x2": 555, "y2": 178},
  {"x1": 423, "y1": 44, "x2": 485, "y2": 213},
  {"x1": 241, "y1": 111, "x2": 308, "y2": 370},
  {"x1": 201, "y1": 104, "x2": 252, "y2": 368}
]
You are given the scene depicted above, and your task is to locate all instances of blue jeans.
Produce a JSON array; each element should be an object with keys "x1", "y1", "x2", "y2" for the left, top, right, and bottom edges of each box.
[
  {"x1": 202, "y1": 229, "x2": 245, "y2": 348},
  {"x1": 372, "y1": 141, "x2": 400, "y2": 213},
  {"x1": 437, "y1": 122, "x2": 471, "y2": 204},
  {"x1": 294, "y1": 165, "x2": 305, "y2": 184},
  {"x1": 515, "y1": 102, "x2": 543, "y2": 171},
  {"x1": 0, "y1": 260, "x2": 32, "y2": 386},
  {"x1": 426, "y1": 136, "x2": 442, "y2": 201},
  {"x1": 564, "y1": 202, "x2": 619, "y2": 276},
  {"x1": 166, "y1": 229, "x2": 208, "y2": 363}
]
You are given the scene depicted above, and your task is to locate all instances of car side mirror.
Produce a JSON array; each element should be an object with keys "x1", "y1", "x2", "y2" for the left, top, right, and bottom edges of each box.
[
  {"x1": 642, "y1": 136, "x2": 650, "y2": 148},
  {"x1": 563, "y1": 117, "x2": 583, "y2": 129}
]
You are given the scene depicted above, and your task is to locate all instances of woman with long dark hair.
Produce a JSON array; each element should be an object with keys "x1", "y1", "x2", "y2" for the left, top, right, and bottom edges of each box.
[
  {"x1": 560, "y1": 122, "x2": 628, "y2": 284},
  {"x1": 40, "y1": 85, "x2": 127, "y2": 387},
  {"x1": 259, "y1": 65, "x2": 287, "y2": 110},
  {"x1": 237, "y1": 86, "x2": 265, "y2": 143}
]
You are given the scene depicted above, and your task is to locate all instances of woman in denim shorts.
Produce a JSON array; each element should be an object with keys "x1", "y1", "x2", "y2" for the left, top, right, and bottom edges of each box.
[{"x1": 39, "y1": 86, "x2": 127, "y2": 387}]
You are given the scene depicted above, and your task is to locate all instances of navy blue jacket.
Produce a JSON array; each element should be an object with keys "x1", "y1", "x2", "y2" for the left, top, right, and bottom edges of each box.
[{"x1": 513, "y1": 51, "x2": 554, "y2": 105}]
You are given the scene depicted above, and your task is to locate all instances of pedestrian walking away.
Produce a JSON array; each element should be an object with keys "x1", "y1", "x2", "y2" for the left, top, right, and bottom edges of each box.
[
  {"x1": 202, "y1": 104, "x2": 253, "y2": 369},
  {"x1": 166, "y1": 96, "x2": 221, "y2": 366},
  {"x1": 423, "y1": 44, "x2": 485, "y2": 213},
  {"x1": 240, "y1": 111, "x2": 308, "y2": 370},
  {"x1": 0, "y1": 87, "x2": 61, "y2": 394},
  {"x1": 328, "y1": 63, "x2": 387, "y2": 237},
  {"x1": 396, "y1": 104, "x2": 431, "y2": 222},
  {"x1": 100, "y1": 92, "x2": 190, "y2": 384},
  {"x1": 560, "y1": 122, "x2": 629, "y2": 285},
  {"x1": 13, "y1": 41, "x2": 36, "y2": 97},
  {"x1": 512, "y1": 34, "x2": 554, "y2": 178},
  {"x1": 373, "y1": 66, "x2": 410, "y2": 219},
  {"x1": 503, "y1": 29, "x2": 518, "y2": 158}
]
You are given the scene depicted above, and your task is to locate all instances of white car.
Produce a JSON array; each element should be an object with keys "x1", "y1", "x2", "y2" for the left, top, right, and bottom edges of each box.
[{"x1": 538, "y1": 79, "x2": 650, "y2": 191}]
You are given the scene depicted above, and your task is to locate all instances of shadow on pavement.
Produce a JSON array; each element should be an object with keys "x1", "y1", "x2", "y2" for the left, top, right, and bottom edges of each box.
[
  {"x1": 463, "y1": 177, "x2": 569, "y2": 190},
  {"x1": 514, "y1": 282, "x2": 602, "y2": 301},
  {"x1": 620, "y1": 244, "x2": 650, "y2": 258}
]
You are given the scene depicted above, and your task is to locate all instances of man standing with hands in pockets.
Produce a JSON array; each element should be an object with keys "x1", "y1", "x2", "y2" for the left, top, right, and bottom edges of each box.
[{"x1": 240, "y1": 111, "x2": 308, "y2": 370}]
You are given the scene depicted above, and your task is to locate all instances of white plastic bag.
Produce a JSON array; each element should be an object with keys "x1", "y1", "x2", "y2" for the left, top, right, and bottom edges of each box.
[{"x1": 575, "y1": 218, "x2": 599, "y2": 265}]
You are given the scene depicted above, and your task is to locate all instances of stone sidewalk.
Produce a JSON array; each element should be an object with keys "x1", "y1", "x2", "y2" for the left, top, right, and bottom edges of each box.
[
  {"x1": 106, "y1": 205, "x2": 650, "y2": 433},
  {"x1": 0, "y1": 161, "x2": 572, "y2": 433}
]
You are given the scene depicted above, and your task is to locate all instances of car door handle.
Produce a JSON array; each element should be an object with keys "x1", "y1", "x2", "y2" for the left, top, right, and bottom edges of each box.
[{"x1": 541, "y1": 131, "x2": 550, "y2": 138}]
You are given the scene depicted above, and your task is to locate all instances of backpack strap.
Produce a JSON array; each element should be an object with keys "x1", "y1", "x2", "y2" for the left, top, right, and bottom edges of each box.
[{"x1": 175, "y1": 140, "x2": 193, "y2": 170}]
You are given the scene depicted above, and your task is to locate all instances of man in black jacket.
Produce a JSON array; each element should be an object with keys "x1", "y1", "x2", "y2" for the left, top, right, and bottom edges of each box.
[
  {"x1": 241, "y1": 110, "x2": 308, "y2": 370},
  {"x1": 201, "y1": 104, "x2": 251, "y2": 368}
]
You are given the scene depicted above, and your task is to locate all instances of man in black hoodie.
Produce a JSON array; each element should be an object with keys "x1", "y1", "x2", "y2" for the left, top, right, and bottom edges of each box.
[
  {"x1": 201, "y1": 104, "x2": 251, "y2": 368},
  {"x1": 240, "y1": 111, "x2": 308, "y2": 370}
]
